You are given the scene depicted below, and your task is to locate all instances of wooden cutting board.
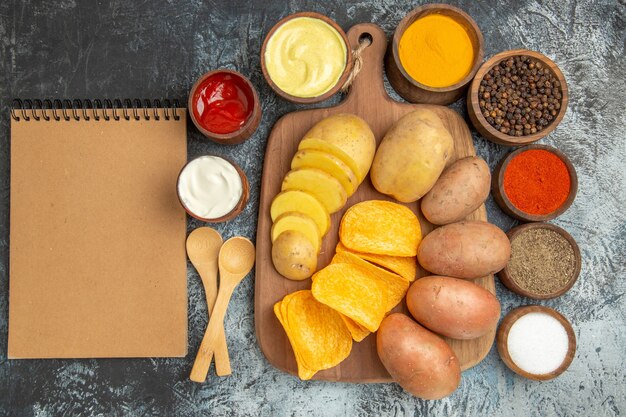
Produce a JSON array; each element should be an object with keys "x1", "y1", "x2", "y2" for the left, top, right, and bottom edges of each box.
[{"x1": 255, "y1": 23, "x2": 496, "y2": 382}]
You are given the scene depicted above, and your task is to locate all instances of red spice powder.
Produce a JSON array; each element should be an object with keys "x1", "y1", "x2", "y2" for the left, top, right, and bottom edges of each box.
[{"x1": 503, "y1": 149, "x2": 571, "y2": 215}]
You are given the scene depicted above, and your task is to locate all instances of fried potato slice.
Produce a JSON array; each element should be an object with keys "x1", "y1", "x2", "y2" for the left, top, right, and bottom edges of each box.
[
  {"x1": 339, "y1": 200, "x2": 421, "y2": 256},
  {"x1": 274, "y1": 298, "x2": 316, "y2": 380},
  {"x1": 311, "y1": 263, "x2": 388, "y2": 332},
  {"x1": 335, "y1": 242, "x2": 417, "y2": 282},
  {"x1": 339, "y1": 314, "x2": 370, "y2": 342},
  {"x1": 331, "y1": 251, "x2": 408, "y2": 312},
  {"x1": 274, "y1": 290, "x2": 352, "y2": 380}
]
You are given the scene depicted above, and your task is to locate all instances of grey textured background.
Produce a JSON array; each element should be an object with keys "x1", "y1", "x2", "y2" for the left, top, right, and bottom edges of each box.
[{"x1": 0, "y1": 0, "x2": 624, "y2": 416}]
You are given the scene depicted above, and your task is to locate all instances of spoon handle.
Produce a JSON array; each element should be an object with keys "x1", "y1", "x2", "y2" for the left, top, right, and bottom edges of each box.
[
  {"x1": 190, "y1": 280, "x2": 236, "y2": 383},
  {"x1": 195, "y1": 263, "x2": 232, "y2": 377}
]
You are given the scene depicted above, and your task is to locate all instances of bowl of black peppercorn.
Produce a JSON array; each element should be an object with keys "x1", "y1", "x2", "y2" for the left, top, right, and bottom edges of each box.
[{"x1": 467, "y1": 49, "x2": 568, "y2": 146}]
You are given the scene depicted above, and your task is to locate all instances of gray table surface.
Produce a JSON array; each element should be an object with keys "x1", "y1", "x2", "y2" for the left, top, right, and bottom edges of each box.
[{"x1": 1, "y1": 1, "x2": 624, "y2": 416}]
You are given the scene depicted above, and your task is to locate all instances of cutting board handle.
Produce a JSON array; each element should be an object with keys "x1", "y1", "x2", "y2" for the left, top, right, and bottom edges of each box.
[{"x1": 344, "y1": 23, "x2": 391, "y2": 107}]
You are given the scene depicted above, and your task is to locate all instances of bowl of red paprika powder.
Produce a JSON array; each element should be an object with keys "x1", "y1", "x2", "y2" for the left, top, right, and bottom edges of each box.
[
  {"x1": 188, "y1": 69, "x2": 261, "y2": 145},
  {"x1": 492, "y1": 145, "x2": 577, "y2": 222}
]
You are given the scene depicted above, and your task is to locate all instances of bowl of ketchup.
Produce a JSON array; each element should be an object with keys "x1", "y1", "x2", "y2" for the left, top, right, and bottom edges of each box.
[{"x1": 189, "y1": 69, "x2": 261, "y2": 145}]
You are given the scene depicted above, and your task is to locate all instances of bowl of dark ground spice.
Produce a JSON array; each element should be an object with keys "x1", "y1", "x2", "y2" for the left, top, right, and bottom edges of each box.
[
  {"x1": 493, "y1": 144, "x2": 578, "y2": 222},
  {"x1": 467, "y1": 49, "x2": 568, "y2": 146},
  {"x1": 499, "y1": 223, "x2": 581, "y2": 299}
]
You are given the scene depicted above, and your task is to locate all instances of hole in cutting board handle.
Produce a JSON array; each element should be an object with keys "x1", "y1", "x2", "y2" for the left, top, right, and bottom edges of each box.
[{"x1": 358, "y1": 33, "x2": 373, "y2": 47}]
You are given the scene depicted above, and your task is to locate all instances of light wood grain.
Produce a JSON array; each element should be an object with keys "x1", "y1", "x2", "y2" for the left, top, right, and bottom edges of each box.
[
  {"x1": 255, "y1": 23, "x2": 496, "y2": 383},
  {"x1": 186, "y1": 227, "x2": 232, "y2": 377},
  {"x1": 190, "y1": 237, "x2": 255, "y2": 382}
]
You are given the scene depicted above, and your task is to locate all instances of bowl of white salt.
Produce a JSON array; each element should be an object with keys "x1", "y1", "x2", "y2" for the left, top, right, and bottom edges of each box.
[{"x1": 497, "y1": 305, "x2": 576, "y2": 381}]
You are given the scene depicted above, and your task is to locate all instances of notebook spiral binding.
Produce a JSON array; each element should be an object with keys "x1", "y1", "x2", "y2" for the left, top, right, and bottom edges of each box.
[{"x1": 10, "y1": 98, "x2": 182, "y2": 122}]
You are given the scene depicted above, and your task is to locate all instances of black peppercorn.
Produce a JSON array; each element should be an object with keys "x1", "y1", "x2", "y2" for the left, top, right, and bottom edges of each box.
[{"x1": 478, "y1": 56, "x2": 562, "y2": 136}]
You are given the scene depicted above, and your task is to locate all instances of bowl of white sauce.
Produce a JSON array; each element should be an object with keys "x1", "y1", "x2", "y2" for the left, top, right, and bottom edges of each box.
[{"x1": 177, "y1": 155, "x2": 249, "y2": 222}]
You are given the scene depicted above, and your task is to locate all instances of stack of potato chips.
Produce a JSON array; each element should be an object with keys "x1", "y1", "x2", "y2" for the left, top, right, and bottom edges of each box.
[{"x1": 274, "y1": 201, "x2": 421, "y2": 379}]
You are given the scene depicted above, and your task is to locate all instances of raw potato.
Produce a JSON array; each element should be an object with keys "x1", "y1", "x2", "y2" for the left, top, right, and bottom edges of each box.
[
  {"x1": 271, "y1": 190, "x2": 330, "y2": 236},
  {"x1": 302, "y1": 113, "x2": 376, "y2": 183},
  {"x1": 298, "y1": 138, "x2": 362, "y2": 183},
  {"x1": 421, "y1": 156, "x2": 491, "y2": 225},
  {"x1": 371, "y1": 109, "x2": 454, "y2": 202},
  {"x1": 272, "y1": 231, "x2": 318, "y2": 280},
  {"x1": 377, "y1": 313, "x2": 461, "y2": 400},
  {"x1": 282, "y1": 168, "x2": 347, "y2": 214},
  {"x1": 406, "y1": 276, "x2": 501, "y2": 339},
  {"x1": 291, "y1": 149, "x2": 358, "y2": 196},
  {"x1": 271, "y1": 211, "x2": 321, "y2": 254},
  {"x1": 417, "y1": 221, "x2": 511, "y2": 279}
]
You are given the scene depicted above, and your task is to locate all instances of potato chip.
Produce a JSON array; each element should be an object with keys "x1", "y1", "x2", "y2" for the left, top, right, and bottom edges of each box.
[
  {"x1": 336, "y1": 242, "x2": 417, "y2": 282},
  {"x1": 277, "y1": 294, "x2": 330, "y2": 380},
  {"x1": 331, "y1": 251, "x2": 408, "y2": 312},
  {"x1": 285, "y1": 291, "x2": 352, "y2": 370},
  {"x1": 339, "y1": 200, "x2": 421, "y2": 256},
  {"x1": 274, "y1": 300, "x2": 316, "y2": 380},
  {"x1": 339, "y1": 314, "x2": 370, "y2": 342},
  {"x1": 274, "y1": 290, "x2": 352, "y2": 380},
  {"x1": 311, "y1": 263, "x2": 388, "y2": 332},
  {"x1": 276, "y1": 295, "x2": 333, "y2": 380}
]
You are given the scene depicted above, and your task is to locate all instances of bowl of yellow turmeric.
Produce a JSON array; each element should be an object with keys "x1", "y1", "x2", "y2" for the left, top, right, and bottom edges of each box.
[{"x1": 386, "y1": 4, "x2": 484, "y2": 105}]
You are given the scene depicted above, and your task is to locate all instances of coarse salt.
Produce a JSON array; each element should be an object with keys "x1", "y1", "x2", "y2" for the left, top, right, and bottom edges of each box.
[{"x1": 507, "y1": 312, "x2": 569, "y2": 375}]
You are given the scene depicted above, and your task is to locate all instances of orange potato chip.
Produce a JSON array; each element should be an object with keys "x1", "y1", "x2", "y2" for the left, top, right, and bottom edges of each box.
[
  {"x1": 331, "y1": 251, "x2": 408, "y2": 312},
  {"x1": 336, "y1": 242, "x2": 417, "y2": 282},
  {"x1": 285, "y1": 291, "x2": 352, "y2": 370},
  {"x1": 275, "y1": 293, "x2": 317, "y2": 379},
  {"x1": 339, "y1": 314, "x2": 370, "y2": 342},
  {"x1": 274, "y1": 290, "x2": 352, "y2": 380},
  {"x1": 274, "y1": 300, "x2": 316, "y2": 380},
  {"x1": 311, "y1": 263, "x2": 388, "y2": 332},
  {"x1": 275, "y1": 296, "x2": 330, "y2": 380},
  {"x1": 339, "y1": 200, "x2": 421, "y2": 256}
]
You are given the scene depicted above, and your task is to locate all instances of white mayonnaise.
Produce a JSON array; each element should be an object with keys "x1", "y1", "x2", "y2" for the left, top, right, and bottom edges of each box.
[{"x1": 178, "y1": 156, "x2": 243, "y2": 219}]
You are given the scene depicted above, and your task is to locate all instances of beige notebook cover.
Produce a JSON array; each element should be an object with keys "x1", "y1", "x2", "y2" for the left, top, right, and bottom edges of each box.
[{"x1": 9, "y1": 107, "x2": 188, "y2": 358}]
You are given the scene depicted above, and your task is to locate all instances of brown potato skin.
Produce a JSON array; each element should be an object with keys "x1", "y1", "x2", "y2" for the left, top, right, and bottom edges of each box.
[
  {"x1": 272, "y1": 231, "x2": 318, "y2": 281},
  {"x1": 417, "y1": 221, "x2": 511, "y2": 279},
  {"x1": 377, "y1": 313, "x2": 461, "y2": 400},
  {"x1": 421, "y1": 156, "x2": 491, "y2": 225},
  {"x1": 370, "y1": 109, "x2": 454, "y2": 203},
  {"x1": 406, "y1": 276, "x2": 501, "y2": 340}
]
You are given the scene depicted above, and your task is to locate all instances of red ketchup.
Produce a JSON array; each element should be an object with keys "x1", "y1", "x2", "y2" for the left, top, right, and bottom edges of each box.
[{"x1": 191, "y1": 72, "x2": 254, "y2": 135}]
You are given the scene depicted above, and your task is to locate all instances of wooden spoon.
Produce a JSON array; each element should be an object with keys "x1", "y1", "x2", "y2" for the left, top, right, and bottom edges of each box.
[
  {"x1": 186, "y1": 227, "x2": 231, "y2": 377},
  {"x1": 190, "y1": 236, "x2": 256, "y2": 383}
]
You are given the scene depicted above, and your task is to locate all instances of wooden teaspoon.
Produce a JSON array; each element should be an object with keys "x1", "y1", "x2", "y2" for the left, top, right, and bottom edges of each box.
[
  {"x1": 189, "y1": 236, "x2": 255, "y2": 383},
  {"x1": 186, "y1": 227, "x2": 232, "y2": 377}
]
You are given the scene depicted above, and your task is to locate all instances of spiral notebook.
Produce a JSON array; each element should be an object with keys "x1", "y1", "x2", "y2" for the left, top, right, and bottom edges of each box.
[{"x1": 8, "y1": 99, "x2": 188, "y2": 358}]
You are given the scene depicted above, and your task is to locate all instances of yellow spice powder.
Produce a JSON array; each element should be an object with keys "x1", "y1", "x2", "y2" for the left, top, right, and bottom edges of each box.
[{"x1": 399, "y1": 14, "x2": 474, "y2": 88}]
